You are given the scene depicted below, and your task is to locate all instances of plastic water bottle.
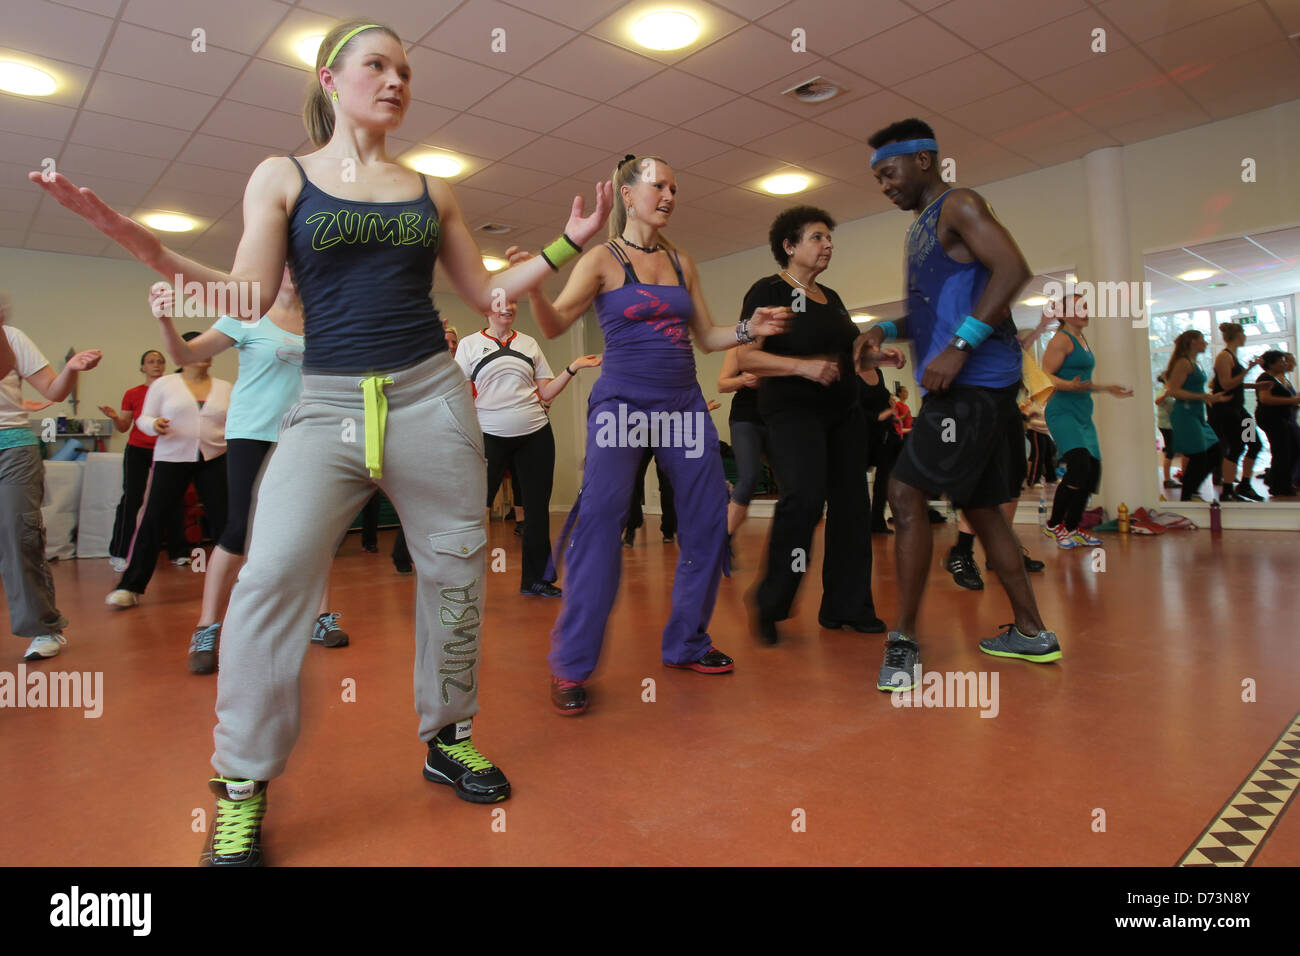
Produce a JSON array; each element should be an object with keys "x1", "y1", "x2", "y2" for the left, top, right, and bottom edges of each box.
[
  {"x1": 1210, "y1": 499, "x2": 1222, "y2": 534},
  {"x1": 1038, "y1": 495, "x2": 1047, "y2": 528}
]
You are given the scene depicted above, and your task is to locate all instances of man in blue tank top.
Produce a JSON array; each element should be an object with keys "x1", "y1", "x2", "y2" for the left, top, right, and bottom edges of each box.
[{"x1": 857, "y1": 118, "x2": 1062, "y2": 691}]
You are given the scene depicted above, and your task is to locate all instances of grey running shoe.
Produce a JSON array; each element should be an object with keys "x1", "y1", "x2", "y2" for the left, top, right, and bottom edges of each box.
[
  {"x1": 877, "y1": 633, "x2": 920, "y2": 692},
  {"x1": 979, "y1": 624, "x2": 1062, "y2": 663}
]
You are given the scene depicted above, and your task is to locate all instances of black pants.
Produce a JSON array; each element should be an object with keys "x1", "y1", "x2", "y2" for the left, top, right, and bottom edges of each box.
[
  {"x1": 758, "y1": 404, "x2": 875, "y2": 622},
  {"x1": 1048, "y1": 447, "x2": 1100, "y2": 530},
  {"x1": 485, "y1": 424, "x2": 556, "y2": 587},
  {"x1": 118, "y1": 454, "x2": 228, "y2": 594},
  {"x1": 869, "y1": 429, "x2": 900, "y2": 528},
  {"x1": 1026, "y1": 430, "x2": 1057, "y2": 486},
  {"x1": 1180, "y1": 443, "x2": 1223, "y2": 501},
  {"x1": 627, "y1": 447, "x2": 677, "y2": 537},
  {"x1": 110, "y1": 443, "x2": 188, "y2": 560},
  {"x1": 361, "y1": 491, "x2": 411, "y2": 565},
  {"x1": 1259, "y1": 420, "x2": 1298, "y2": 494}
]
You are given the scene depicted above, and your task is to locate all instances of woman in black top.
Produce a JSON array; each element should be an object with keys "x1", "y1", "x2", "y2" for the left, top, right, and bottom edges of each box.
[
  {"x1": 858, "y1": 366, "x2": 899, "y2": 533},
  {"x1": 1210, "y1": 322, "x2": 1264, "y2": 500},
  {"x1": 738, "y1": 206, "x2": 901, "y2": 644},
  {"x1": 1254, "y1": 350, "x2": 1300, "y2": 496}
]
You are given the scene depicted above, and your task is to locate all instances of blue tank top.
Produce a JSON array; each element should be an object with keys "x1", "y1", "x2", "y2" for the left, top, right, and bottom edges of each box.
[
  {"x1": 906, "y1": 189, "x2": 1021, "y2": 390},
  {"x1": 592, "y1": 242, "x2": 697, "y2": 390},
  {"x1": 286, "y1": 156, "x2": 446, "y2": 373}
]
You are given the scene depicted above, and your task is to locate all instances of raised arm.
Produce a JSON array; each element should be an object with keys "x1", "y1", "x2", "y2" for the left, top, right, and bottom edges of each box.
[
  {"x1": 148, "y1": 284, "x2": 236, "y2": 365},
  {"x1": 25, "y1": 350, "x2": 102, "y2": 403}
]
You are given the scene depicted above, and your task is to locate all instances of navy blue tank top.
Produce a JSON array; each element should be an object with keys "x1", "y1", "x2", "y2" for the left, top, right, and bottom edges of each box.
[
  {"x1": 906, "y1": 189, "x2": 1021, "y2": 391},
  {"x1": 286, "y1": 156, "x2": 446, "y2": 373}
]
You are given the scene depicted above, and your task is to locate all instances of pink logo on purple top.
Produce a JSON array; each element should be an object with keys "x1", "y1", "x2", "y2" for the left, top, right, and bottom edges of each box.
[{"x1": 623, "y1": 289, "x2": 690, "y2": 350}]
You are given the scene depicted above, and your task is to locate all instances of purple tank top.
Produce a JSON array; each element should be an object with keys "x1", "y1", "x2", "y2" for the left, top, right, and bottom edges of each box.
[{"x1": 593, "y1": 242, "x2": 696, "y2": 389}]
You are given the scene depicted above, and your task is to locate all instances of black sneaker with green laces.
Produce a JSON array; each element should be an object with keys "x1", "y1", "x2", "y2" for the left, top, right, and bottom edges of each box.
[
  {"x1": 877, "y1": 633, "x2": 921, "y2": 693},
  {"x1": 423, "y1": 720, "x2": 511, "y2": 804},
  {"x1": 200, "y1": 777, "x2": 268, "y2": 867}
]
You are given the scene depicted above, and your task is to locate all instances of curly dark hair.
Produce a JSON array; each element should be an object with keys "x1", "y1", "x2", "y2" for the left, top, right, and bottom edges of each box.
[{"x1": 769, "y1": 206, "x2": 836, "y2": 267}]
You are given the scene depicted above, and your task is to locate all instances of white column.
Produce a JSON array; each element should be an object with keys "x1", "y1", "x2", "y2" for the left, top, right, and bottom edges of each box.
[{"x1": 1081, "y1": 147, "x2": 1160, "y2": 513}]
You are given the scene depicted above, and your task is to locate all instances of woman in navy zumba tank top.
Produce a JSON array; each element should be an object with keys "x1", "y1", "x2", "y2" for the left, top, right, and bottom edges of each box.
[
  {"x1": 32, "y1": 19, "x2": 612, "y2": 866},
  {"x1": 515, "y1": 155, "x2": 790, "y2": 717}
]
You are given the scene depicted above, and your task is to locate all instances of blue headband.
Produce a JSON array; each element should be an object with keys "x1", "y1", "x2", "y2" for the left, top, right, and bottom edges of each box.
[{"x1": 870, "y1": 138, "x2": 939, "y2": 168}]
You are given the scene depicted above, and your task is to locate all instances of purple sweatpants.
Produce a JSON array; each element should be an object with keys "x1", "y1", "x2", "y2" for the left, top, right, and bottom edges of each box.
[{"x1": 548, "y1": 376, "x2": 728, "y2": 682}]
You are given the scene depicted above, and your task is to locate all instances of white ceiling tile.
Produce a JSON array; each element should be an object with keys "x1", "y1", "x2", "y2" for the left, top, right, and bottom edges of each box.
[
  {"x1": 625, "y1": 128, "x2": 733, "y2": 169},
  {"x1": 447, "y1": 184, "x2": 517, "y2": 217},
  {"x1": 84, "y1": 73, "x2": 218, "y2": 131},
  {"x1": 401, "y1": 47, "x2": 514, "y2": 111},
  {"x1": 257, "y1": 8, "x2": 363, "y2": 70},
  {"x1": 471, "y1": 78, "x2": 600, "y2": 134},
  {"x1": 200, "y1": 101, "x2": 304, "y2": 151},
  {"x1": 5, "y1": 0, "x2": 114, "y2": 68},
  {"x1": 48, "y1": 171, "x2": 152, "y2": 208},
  {"x1": 154, "y1": 162, "x2": 252, "y2": 198},
  {"x1": 757, "y1": 0, "x2": 915, "y2": 55},
  {"x1": 492, "y1": 195, "x2": 573, "y2": 227},
  {"x1": 748, "y1": 58, "x2": 877, "y2": 121},
  {"x1": 586, "y1": 1, "x2": 748, "y2": 65},
  {"x1": 0, "y1": 134, "x2": 63, "y2": 170},
  {"x1": 677, "y1": 25, "x2": 814, "y2": 93},
  {"x1": 894, "y1": 54, "x2": 1022, "y2": 113},
  {"x1": 670, "y1": 170, "x2": 730, "y2": 201},
  {"x1": 227, "y1": 58, "x2": 317, "y2": 115},
  {"x1": 0, "y1": 94, "x2": 77, "y2": 140},
  {"x1": 831, "y1": 16, "x2": 976, "y2": 84},
  {"x1": 525, "y1": 35, "x2": 665, "y2": 98},
  {"x1": 1093, "y1": 0, "x2": 1257, "y2": 43},
  {"x1": 1141, "y1": 3, "x2": 1287, "y2": 71},
  {"x1": 69, "y1": 112, "x2": 191, "y2": 159},
  {"x1": 944, "y1": 84, "x2": 1065, "y2": 135},
  {"x1": 0, "y1": 185, "x2": 40, "y2": 216},
  {"x1": 421, "y1": 114, "x2": 541, "y2": 160},
  {"x1": 422, "y1": 0, "x2": 578, "y2": 72},
  {"x1": 709, "y1": 0, "x2": 792, "y2": 20},
  {"x1": 803, "y1": 143, "x2": 870, "y2": 181},
  {"x1": 608, "y1": 69, "x2": 739, "y2": 124},
  {"x1": 986, "y1": 10, "x2": 1132, "y2": 81},
  {"x1": 1035, "y1": 45, "x2": 1165, "y2": 105},
  {"x1": 393, "y1": 100, "x2": 460, "y2": 144},
  {"x1": 501, "y1": 135, "x2": 612, "y2": 176},
  {"x1": 101, "y1": 23, "x2": 250, "y2": 97},
  {"x1": 136, "y1": 186, "x2": 236, "y2": 221},
  {"x1": 743, "y1": 120, "x2": 858, "y2": 163},
  {"x1": 297, "y1": 0, "x2": 463, "y2": 44},
  {"x1": 1264, "y1": 0, "x2": 1300, "y2": 32},
  {"x1": 56, "y1": 144, "x2": 170, "y2": 185},
  {"x1": 550, "y1": 105, "x2": 669, "y2": 151},
  {"x1": 681, "y1": 96, "x2": 800, "y2": 142},
  {"x1": 500, "y1": 0, "x2": 629, "y2": 31},
  {"x1": 122, "y1": 0, "x2": 291, "y2": 56},
  {"x1": 1175, "y1": 42, "x2": 1300, "y2": 112},
  {"x1": 927, "y1": 0, "x2": 1089, "y2": 48},
  {"x1": 686, "y1": 147, "x2": 789, "y2": 184},
  {"x1": 1106, "y1": 106, "x2": 1213, "y2": 144},
  {"x1": 990, "y1": 109, "x2": 1096, "y2": 151},
  {"x1": 1013, "y1": 130, "x2": 1122, "y2": 167},
  {"x1": 1071, "y1": 82, "x2": 1206, "y2": 130},
  {"x1": 27, "y1": 232, "x2": 110, "y2": 256},
  {"x1": 460, "y1": 162, "x2": 561, "y2": 195},
  {"x1": 807, "y1": 88, "x2": 934, "y2": 143},
  {"x1": 47, "y1": 0, "x2": 121, "y2": 14}
]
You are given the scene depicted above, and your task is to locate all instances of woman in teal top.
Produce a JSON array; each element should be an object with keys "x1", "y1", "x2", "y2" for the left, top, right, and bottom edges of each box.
[
  {"x1": 1164, "y1": 329, "x2": 1230, "y2": 501},
  {"x1": 1040, "y1": 294, "x2": 1132, "y2": 548}
]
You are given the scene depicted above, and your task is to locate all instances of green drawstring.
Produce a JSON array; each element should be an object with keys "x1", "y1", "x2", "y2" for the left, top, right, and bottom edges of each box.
[{"x1": 361, "y1": 375, "x2": 394, "y2": 479}]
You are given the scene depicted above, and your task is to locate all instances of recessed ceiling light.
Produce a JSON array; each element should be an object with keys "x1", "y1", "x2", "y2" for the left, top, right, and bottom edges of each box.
[
  {"x1": 410, "y1": 153, "x2": 463, "y2": 178},
  {"x1": 141, "y1": 212, "x2": 197, "y2": 232},
  {"x1": 296, "y1": 35, "x2": 326, "y2": 66},
  {"x1": 1022, "y1": 296, "x2": 1049, "y2": 307},
  {"x1": 632, "y1": 10, "x2": 700, "y2": 51},
  {"x1": 760, "y1": 173, "x2": 810, "y2": 195},
  {"x1": 851, "y1": 313, "x2": 874, "y2": 324},
  {"x1": 1178, "y1": 269, "x2": 1217, "y2": 281},
  {"x1": 482, "y1": 256, "x2": 507, "y2": 272},
  {"x1": 0, "y1": 61, "x2": 57, "y2": 97}
]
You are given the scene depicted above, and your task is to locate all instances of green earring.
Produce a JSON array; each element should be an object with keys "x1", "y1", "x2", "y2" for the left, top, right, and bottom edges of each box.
[{"x1": 331, "y1": 90, "x2": 338, "y2": 103}]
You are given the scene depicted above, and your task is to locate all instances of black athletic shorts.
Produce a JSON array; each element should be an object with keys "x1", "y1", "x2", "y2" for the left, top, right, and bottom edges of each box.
[{"x1": 892, "y1": 383, "x2": 1023, "y2": 510}]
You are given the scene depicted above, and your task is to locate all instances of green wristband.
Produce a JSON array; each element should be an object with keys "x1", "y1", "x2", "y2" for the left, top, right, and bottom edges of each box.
[{"x1": 541, "y1": 234, "x2": 582, "y2": 271}]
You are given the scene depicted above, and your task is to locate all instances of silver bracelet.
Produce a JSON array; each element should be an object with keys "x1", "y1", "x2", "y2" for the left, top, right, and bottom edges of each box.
[{"x1": 736, "y1": 318, "x2": 756, "y2": 345}]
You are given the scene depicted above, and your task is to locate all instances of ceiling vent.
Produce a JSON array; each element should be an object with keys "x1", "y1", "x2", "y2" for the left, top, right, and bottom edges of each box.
[
  {"x1": 780, "y1": 75, "x2": 842, "y2": 104},
  {"x1": 475, "y1": 222, "x2": 514, "y2": 235}
]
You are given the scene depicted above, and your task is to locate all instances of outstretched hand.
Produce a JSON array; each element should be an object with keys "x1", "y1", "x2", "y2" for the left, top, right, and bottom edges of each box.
[
  {"x1": 749, "y1": 306, "x2": 792, "y2": 338},
  {"x1": 563, "y1": 181, "x2": 614, "y2": 248},
  {"x1": 65, "y1": 350, "x2": 103, "y2": 372},
  {"x1": 29, "y1": 172, "x2": 163, "y2": 263},
  {"x1": 1108, "y1": 384, "x2": 1134, "y2": 398},
  {"x1": 149, "y1": 282, "x2": 175, "y2": 320}
]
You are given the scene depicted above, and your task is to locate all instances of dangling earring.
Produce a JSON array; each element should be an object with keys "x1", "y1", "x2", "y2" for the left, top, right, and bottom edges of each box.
[
  {"x1": 331, "y1": 90, "x2": 339, "y2": 103},
  {"x1": 626, "y1": 206, "x2": 635, "y2": 219}
]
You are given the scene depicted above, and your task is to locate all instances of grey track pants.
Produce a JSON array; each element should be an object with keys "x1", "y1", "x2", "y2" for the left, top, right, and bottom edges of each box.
[
  {"x1": 0, "y1": 444, "x2": 67, "y2": 638},
  {"x1": 212, "y1": 350, "x2": 488, "y2": 781}
]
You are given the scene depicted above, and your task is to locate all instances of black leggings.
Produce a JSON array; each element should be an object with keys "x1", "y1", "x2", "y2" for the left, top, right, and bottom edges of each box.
[
  {"x1": 219, "y1": 438, "x2": 273, "y2": 555},
  {"x1": 485, "y1": 424, "x2": 556, "y2": 587},
  {"x1": 110, "y1": 443, "x2": 188, "y2": 560},
  {"x1": 869, "y1": 430, "x2": 900, "y2": 528},
  {"x1": 118, "y1": 454, "x2": 228, "y2": 594},
  {"x1": 1026, "y1": 431, "x2": 1057, "y2": 486},
  {"x1": 1180, "y1": 443, "x2": 1223, "y2": 501},
  {"x1": 1048, "y1": 448, "x2": 1100, "y2": 530},
  {"x1": 628, "y1": 447, "x2": 677, "y2": 537}
]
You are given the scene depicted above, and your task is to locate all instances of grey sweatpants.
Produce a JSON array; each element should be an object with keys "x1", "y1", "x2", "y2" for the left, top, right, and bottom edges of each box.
[
  {"x1": 0, "y1": 444, "x2": 68, "y2": 638},
  {"x1": 212, "y1": 351, "x2": 488, "y2": 782}
]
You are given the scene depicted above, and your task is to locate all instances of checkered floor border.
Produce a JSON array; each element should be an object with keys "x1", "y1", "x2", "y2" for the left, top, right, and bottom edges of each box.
[{"x1": 1179, "y1": 709, "x2": 1300, "y2": 866}]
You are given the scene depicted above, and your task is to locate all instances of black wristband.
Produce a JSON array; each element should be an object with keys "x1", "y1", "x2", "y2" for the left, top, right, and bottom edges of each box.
[{"x1": 565, "y1": 365, "x2": 577, "y2": 377}]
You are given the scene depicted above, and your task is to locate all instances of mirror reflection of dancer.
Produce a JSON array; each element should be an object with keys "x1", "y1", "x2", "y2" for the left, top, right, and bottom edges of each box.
[
  {"x1": 100, "y1": 350, "x2": 192, "y2": 572},
  {"x1": 1163, "y1": 330, "x2": 1230, "y2": 501},
  {"x1": 521, "y1": 154, "x2": 789, "y2": 716},
  {"x1": 861, "y1": 119, "x2": 1062, "y2": 693},
  {"x1": 455, "y1": 300, "x2": 599, "y2": 596},
  {"x1": 0, "y1": 301, "x2": 102, "y2": 662},
  {"x1": 1254, "y1": 351, "x2": 1300, "y2": 496},
  {"x1": 1040, "y1": 294, "x2": 1132, "y2": 548},
  {"x1": 1210, "y1": 322, "x2": 1264, "y2": 501},
  {"x1": 32, "y1": 18, "x2": 611, "y2": 865}
]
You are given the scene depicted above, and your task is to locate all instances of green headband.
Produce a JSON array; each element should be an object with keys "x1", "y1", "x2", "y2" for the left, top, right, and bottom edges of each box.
[{"x1": 325, "y1": 24, "x2": 382, "y2": 68}]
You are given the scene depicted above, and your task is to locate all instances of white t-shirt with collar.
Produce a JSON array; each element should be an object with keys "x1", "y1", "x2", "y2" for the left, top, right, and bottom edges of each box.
[{"x1": 455, "y1": 329, "x2": 555, "y2": 438}]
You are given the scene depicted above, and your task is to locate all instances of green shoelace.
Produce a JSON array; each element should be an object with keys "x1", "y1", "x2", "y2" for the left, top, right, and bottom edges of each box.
[
  {"x1": 212, "y1": 789, "x2": 267, "y2": 856},
  {"x1": 437, "y1": 740, "x2": 495, "y2": 773}
]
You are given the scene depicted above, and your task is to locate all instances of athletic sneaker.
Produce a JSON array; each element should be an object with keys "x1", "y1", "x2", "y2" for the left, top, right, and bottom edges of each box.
[
  {"x1": 188, "y1": 623, "x2": 220, "y2": 675},
  {"x1": 394, "y1": 558, "x2": 413, "y2": 575},
  {"x1": 666, "y1": 648, "x2": 734, "y2": 673},
  {"x1": 1040, "y1": 522, "x2": 1061, "y2": 541},
  {"x1": 24, "y1": 634, "x2": 66, "y2": 661},
  {"x1": 521, "y1": 581, "x2": 562, "y2": 597},
  {"x1": 551, "y1": 676, "x2": 589, "y2": 716},
  {"x1": 978, "y1": 624, "x2": 1062, "y2": 663},
  {"x1": 514, "y1": 521, "x2": 525, "y2": 537},
  {"x1": 105, "y1": 588, "x2": 139, "y2": 608},
  {"x1": 622, "y1": 527, "x2": 635, "y2": 549},
  {"x1": 1236, "y1": 481, "x2": 1264, "y2": 502},
  {"x1": 312, "y1": 612, "x2": 349, "y2": 647},
  {"x1": 172, "y1": 556, "x2": 191, "y2": 567},
  {"x1": 1052, "y1": 525, "x2": 1079, "y2": 550},
  {"x1": 877, "y1": 633, "x2": 920, "y2": 692},
  {"x1": 1162, "y1": 478, "x2": 1181, "y2": 489},
  {"x1": 1068, "y1": 529, "x2": 1102, "y2": 547},
  {"x1": 422, "y1": 720, "x2": 511, "y2": 804},
  {"x1": 945, "y1": 547, "x2": 984, "y2": 590},
  {"x1": 987, "y1": 550, "x2": 1046, "y2": 573},
  {"x1": 108, "y1": 556, "x2": 127, "y2": 572},
  {"x1": 200, "y1": 777, "x2": 267, "y2": 867}
]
